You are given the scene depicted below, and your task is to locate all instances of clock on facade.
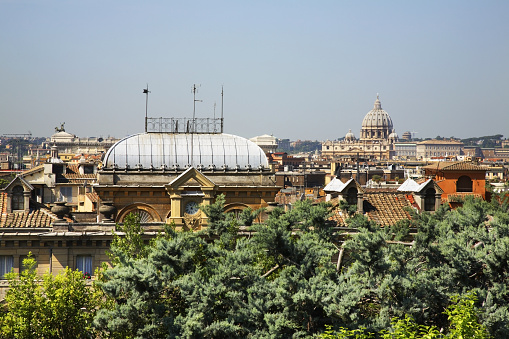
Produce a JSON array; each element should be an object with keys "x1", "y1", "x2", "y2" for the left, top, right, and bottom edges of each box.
[{"x1": 185, "y1": 201, "x2": 199, "y2": 215}]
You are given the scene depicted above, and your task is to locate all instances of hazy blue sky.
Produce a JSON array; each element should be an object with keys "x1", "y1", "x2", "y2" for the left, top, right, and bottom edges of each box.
[{"x1": 1, "y1": 0, "x2": 507, "y2": 141}]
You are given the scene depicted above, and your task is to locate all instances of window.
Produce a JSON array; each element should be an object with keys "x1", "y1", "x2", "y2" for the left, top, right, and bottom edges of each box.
[
  {"x1": 346, "y1": 187, "x2": 358, "y2": 206},
  {"x1": 52, "y1": 164, "x2": 64, "y2": 174},
  {"x1": 0, "y1": 256, "x2": 14, "y2": 279},
  {"x1": 60, "y1": 187, "x2": 73, "y2": 202},
  {"x1": 12, "y1": 185, "x2": 24, "y2": 210},
  {"x1": 456, "y1": 176, "x2": 473, "y2": 192},
  {"x1": 76, "y1": 255, "x2": 93, "y2": 277},
  {"x1": 424, "y1": 188, "x2": 436, "y2": 211},
  {"x1": 83, "y1": 165, "x2": 94, "y2": 174}
]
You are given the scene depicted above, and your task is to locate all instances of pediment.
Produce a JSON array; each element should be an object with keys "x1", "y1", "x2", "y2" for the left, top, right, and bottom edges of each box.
[
  {"x1": 166, "y1": 167, "x2": 216, "y2": 190},
  {"x1": 4, "y1": 176, "x2": 34, "y2": 192},
  {"x1": 324, "y1": 177, "x2": 363, "y2": 194}
]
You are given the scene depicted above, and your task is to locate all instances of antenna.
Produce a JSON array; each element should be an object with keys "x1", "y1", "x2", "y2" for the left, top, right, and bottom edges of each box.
[
  {"x1": 143, "y1": 84, "x2": 150, "y2": 133},
  {"x1": 192, "y1": 84, "x2": 202, "y2": 126},
  {"x1": 221, "y1": 85, "x2": 224, "y2": 133},
  {"x1": 191, "y1": 84, "x2": 202, "y2": 167}
]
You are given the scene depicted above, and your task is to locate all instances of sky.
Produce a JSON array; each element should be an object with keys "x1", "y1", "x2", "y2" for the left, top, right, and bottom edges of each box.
[{"x1": 1, "y1": 0, "x2": 508, "y2": 141}]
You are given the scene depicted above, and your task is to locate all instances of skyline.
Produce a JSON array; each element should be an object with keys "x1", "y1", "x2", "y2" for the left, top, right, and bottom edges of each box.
[{"x1": 1, "y1": 1, "x2": 508, "y2": 141}]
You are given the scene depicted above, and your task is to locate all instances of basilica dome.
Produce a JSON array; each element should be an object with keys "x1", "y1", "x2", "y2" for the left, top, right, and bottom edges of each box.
[
  {"x1": 103, "y1": 132, "x2": 268, "y2": 170},
  {"x1": 360, "y1": 96, "x2": 394, "y2": 141}
]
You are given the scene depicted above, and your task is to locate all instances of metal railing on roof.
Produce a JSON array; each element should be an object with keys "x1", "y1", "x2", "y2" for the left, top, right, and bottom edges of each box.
[{"x1": 146, "y1": 117, "x2": 223, "y2": 134}]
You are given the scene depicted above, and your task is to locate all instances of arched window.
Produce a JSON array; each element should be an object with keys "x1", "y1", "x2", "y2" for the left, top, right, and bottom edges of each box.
[
  {"x1": 424, "y1": 188, "x2": 436, "y2": 211},
  {"x1": 228, "y1": 208, "x2": 244, "y2": 220},
  {"x1": 456, "y1": 176, "x2": 473, "y2": 192},
  {"x1": 123, "y1": 209, "x2": 154, "y2": 223},
  {"x1": 12, "y1": 186, "x2": 24, "y2": 210}
]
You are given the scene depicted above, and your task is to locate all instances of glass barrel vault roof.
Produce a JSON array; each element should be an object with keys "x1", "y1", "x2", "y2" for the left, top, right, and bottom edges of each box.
[{"x1": 103, "y1": 133, "x2": 268, "y2": 170}]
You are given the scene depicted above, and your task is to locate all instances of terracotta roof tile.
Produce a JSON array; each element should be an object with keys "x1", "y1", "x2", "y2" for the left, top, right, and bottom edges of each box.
[
  {"x1": 1, "y1": 209, "x2": 56, "y2": 228},
  {"x1": 0, "y1": 195, "x2": 70, "y2": 228},
  {"x1": 423, "y1": 161, "x2": 486, "y2": 171},
  {"x1": 329, "y1": 192, "x2": 413, "y2": 227},
  {"x1": 86, "y1": 192, "x2": 99, "y2": 203}
]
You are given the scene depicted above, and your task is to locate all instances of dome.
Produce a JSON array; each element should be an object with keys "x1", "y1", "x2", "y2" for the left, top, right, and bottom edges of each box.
[
  {"x1": 360, "y1": 96, "x2": 394, "y2": 140},
  {"x1": 388, "y1": 129, "x2": 398, "y2": 142},
  {"x1": 345, "y1": 129, "x2": 356, "y2": 142},
  {"x1": 103, "y1": 133, "x2": 269, "y2": 170}
]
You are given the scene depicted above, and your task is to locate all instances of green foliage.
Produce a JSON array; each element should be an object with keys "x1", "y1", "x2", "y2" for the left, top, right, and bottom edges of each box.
[
  {"x1": 445, "y1": 293, "x2": 490, "y2": 339},
  {"x1": 461, "y1": 134, "x2": 503, "y2": 148},
  {"x1": 95, "y1": 199, "x2": 339, "y2": 337},
  {"x1": 382, "y1": 315, "x2": 441, "y2": 339},
  {"x1": 93, "y1": 195, "x2": 509, "y2": 337},
  {"x1": 319, "y1": 324, "x2": 374, "y2": 338},
  {"x1": 109, "y1": 213, "x2": 149, "y2": 265},
  {"x1": 0, "y1": 254, "x2": 99, "y2": 339},
  {"x1": 339, "y1": 199, "x2": 357, "y2": 217},
  {"x1": 237, "y1": 206, "x2": 264, "y2": 226}
]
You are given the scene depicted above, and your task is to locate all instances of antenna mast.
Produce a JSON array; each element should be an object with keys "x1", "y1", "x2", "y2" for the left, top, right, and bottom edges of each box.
[
  {"x1": 221, "y1": 85, "x2": 224, "y2": 133},
  {"x1": 191, "y1": 84, "x2": 202, "y2": 166},
  {"x1": 192, "y1": 84, "x2": 203, "y2": 131},
  {"x1": 143, "y1": 84, "x2": 150, "y2": 133}
]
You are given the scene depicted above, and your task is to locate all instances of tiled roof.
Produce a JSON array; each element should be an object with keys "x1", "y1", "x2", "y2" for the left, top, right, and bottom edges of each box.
[
  {"x1": 2, "y1": 209, "x2": 55, "y2": 228},
  {"x1": 363, "y1": 188, "x2": 399, "y2": 193},
  {"x1": 86, "y1": 192, "x2": 99, "y2": 203},
  {"x1": 330, "y1": 192, "x2": 413, "y2": 227},
  {"x1": 363, "y1": 192, "x2": 413, "y2": 227},
  {"x1": 423, "y1": 161, "x2": 486, "y2": 171},
  {"x1": 57, "y1": 164, "x2": 97, "y2": 183},
  {"x1": 328, "y1": 197, "x2": 350, "y2": 226},
  {"x1": 0, "y1": 193, "x2": 60, "y2": 228}
]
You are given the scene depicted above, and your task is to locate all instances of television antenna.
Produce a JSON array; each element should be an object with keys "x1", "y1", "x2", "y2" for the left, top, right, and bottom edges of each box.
[
  {"x1": 143, "y1": 84, "x2": 151, "y2": 133},
  {"x1": 192, "y1": 84, "x2": 202, "y2": 123}
]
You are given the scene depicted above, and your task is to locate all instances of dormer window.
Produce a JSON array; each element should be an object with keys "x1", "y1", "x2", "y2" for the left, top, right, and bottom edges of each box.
[
  {"x1": 12, "y1": 186, "x2": 24, "y2": 210},
  {"x1": 346, "y1": 187, "x2": 358, "y2": 206},
  {"x1": 83, "y1": 165, "x2": 94, "y2": 174},
  {"x1": 52, "y1": 164, "x2": 64, "y2": 174},
  {"x1": 424, "y1": 188, "x2": 436, "y2": 211}
]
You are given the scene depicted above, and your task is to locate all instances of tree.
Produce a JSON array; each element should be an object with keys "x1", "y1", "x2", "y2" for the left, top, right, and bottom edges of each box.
[
  {"x1": 109, "y1": 213, "x2": 149, "y2": 264},
  {"x1": 93, "y1": 195, "x2": 509, "y2": 337},
  {"x1": 0, "y1": 254, "x2": 99, "y2": 339},
  {"x1": 94, "y1": 198, "x2": 341, "y2": 337}
]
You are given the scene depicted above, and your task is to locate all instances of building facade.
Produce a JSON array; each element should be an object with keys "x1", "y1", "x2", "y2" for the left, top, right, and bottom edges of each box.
[
  {"x1": 415, "y1": 139, "x2": 463, "y2": 160},
  {"x1": 94, "y1": 126, "x2": 280, "y2": 230}
]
